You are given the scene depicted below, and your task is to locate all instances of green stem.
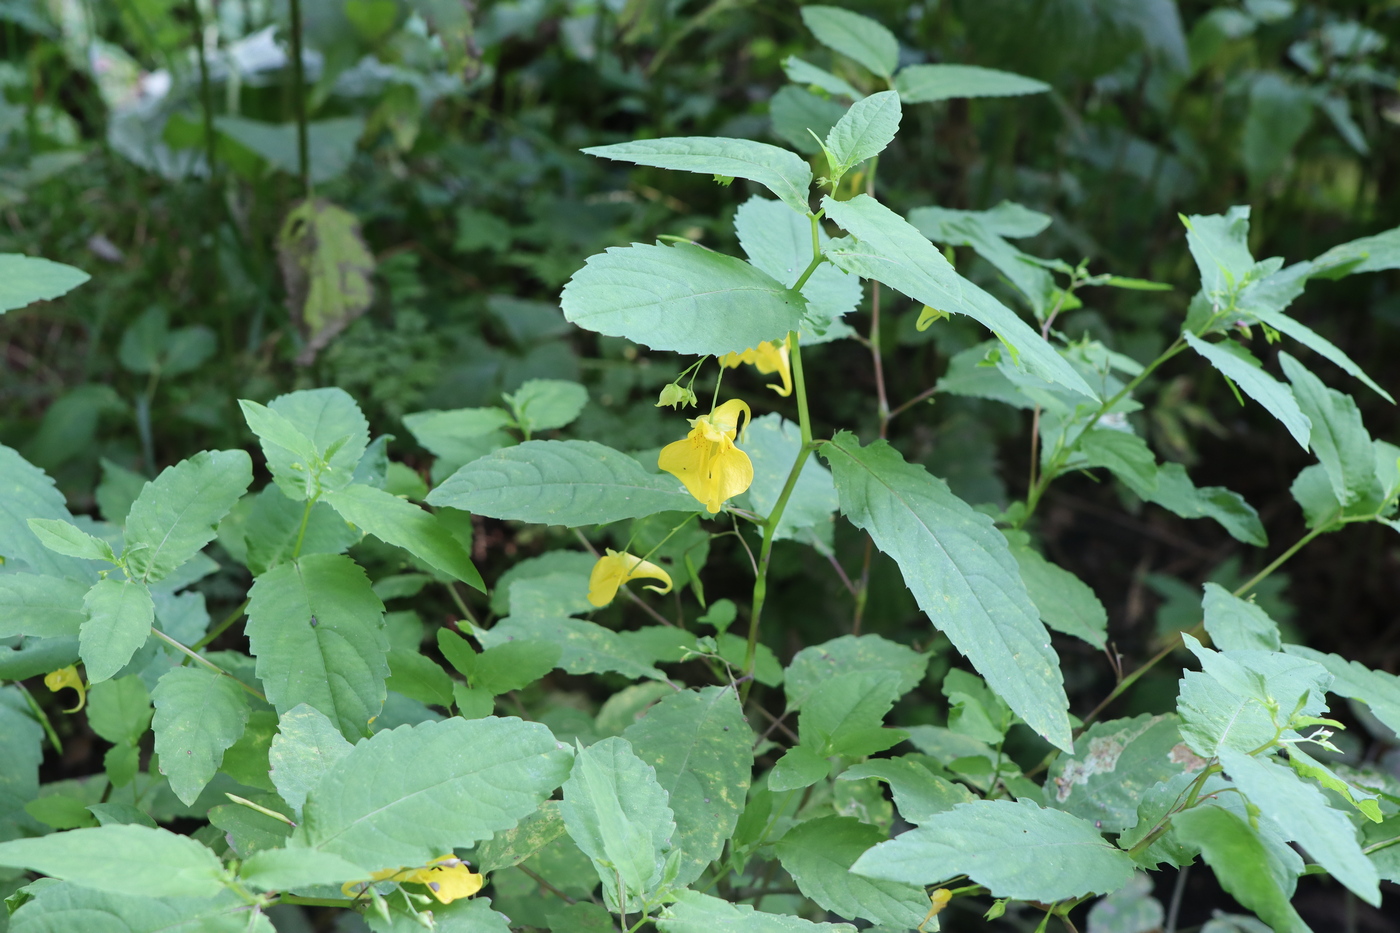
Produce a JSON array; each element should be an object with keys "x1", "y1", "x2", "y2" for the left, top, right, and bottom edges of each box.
[
  {"x1": 273, "y1": 895, "x2": 359, "y2": 908},
  {"x1": 290, "y1": 495, "x2": 316, "y2": 560},
  {"x1": 287, "y1": 0, "x2": 311, "y2": 196},
  {"x1": 188, "y1": 0, "x2": 216, "y2": 175},
  {"x1": 15, "y1": 682, "x2": 63, "y2": 755},
  {"x1": 192, "y1": 598, "x2": 250, "y2": 651},
  {"x1": 151, "y1": 628, "x2": 266, "y2": 701},
  {"x1": 791, "y1": 252, "x2": 824, "y2": 294},
  {"x1": 226, "y1": 793, "x2": 296, "y2": 826}
]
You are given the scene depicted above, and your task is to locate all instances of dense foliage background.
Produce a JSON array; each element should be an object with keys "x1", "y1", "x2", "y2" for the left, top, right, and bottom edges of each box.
[{"x1": 3, "y1": 0, "x2": 1400, "y2": 930}]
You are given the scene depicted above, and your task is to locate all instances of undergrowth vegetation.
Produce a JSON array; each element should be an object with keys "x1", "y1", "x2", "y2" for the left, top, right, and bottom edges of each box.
[{"x1": 3, "y1": 2, "x2": 1400, "y2": 932}]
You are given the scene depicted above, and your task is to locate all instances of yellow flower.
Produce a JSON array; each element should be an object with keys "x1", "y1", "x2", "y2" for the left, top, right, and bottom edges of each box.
[
  {"x1": 342, "y1": 856, "x2": 484, "y2": 905},
  {"x1": 718, "y1": 341, "x2": 792, "y2": 396},
  {"x1": 587, "y1": 549, "x2": 674, "y2": 607},
  {"x1": 658, "y1": 398, "x2": 754, "y2": 514},
  {"x1": 43, "y1": 665, "x2": 85, "y2": 713}
]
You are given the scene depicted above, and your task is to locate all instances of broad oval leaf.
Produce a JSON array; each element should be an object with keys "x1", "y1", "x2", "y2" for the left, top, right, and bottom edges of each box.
[
  {"x1": 237, "y1": 848, "x2": 366, "y2": 892},
  {"x1": 895, "y1": 64, "x2": 1050, "y2": 103},
  {"x1": 822, "y1": 195, "x2": 1096, "y2": 399},
  {"x1": 427, "y1": 440, "x2": 696, "y2": 527},
  {"x1": 820, "y1": 432, "x2": 1072, "y2": 751},
  {"x1": 322, "y1": 483, "x2": 484, "y2": 591},
  {"x1": 775, "y1": 816, "x2": 929, "y2": 929},
  {"x1": 295, "y1": 716, "x2": 572, "y2": 871},
  {"x1": 784, "y1": 634, "x2": 927, "y2": 710},
  {"x1": 800, "y1": 5, "x2": 898, "y2": 80},
  {"x1": 1044, "y1": 714, "x2": 1191, "y2": 835},
  {"x1": 151, "y1": 667, "x2": 251, "y2": 806},
  {"x1": 0, "y1": 825, "x2": 225, "y2": 898},
  {"x1": 267, "y1": 704, "x2": 353, "y2": 818},
  {"x1": 0, "y1": 574, "x2": 89, "y2": 638},
  {"x1": 560, "y1": 243, "x2": 806, "y2": 357},
  {"x1": 79, "y1": 578, "x2": 155, "y2": 683},
  {"x1": 824, "y1": 91, "x2": 901, "y2": 180},
  {"x1": 852, "y1": 798, "x2": 1135, "y2": 902},
  {"x1": 582, "y1": 137, "x2": 813, "y2": 215},
  {"x1": 9, "y1": 883, "x2": 269, "y2": 933},
  {"x1": 660, "y1": 889, "x2": 856, "y2": 933},
  {"x1": 125, "y1": 449, "x2": 253, "y2": 584},
  {"x1": 622, "y1": 686, "x2": 752, "y2": 886},
  {"x1": 246, "y1": 553, "x2": 389, "y2": 739},
  {"x1": 0, "y1": 254, "x2": 90, "y2": 313},
  {"x1": 0, "y1": 445, "x2": 99, "y2": 582}
]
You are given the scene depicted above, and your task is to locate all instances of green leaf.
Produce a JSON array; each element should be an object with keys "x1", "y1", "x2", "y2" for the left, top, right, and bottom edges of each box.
[
  {"x1": 782, "y1": 56, "x2": 863, "y2": 100},
  {"x1": 402, "y1": 407, "x2": 514, "y2": 471},
  {"x1": 235, "y1": 484, "x2": 360, "y2": 575},
  {"x1": 26, "y1": 518, "x2": 116, "y2": 563},
  {"x1": 840, "y1": 756, "x2": 975, "y2": 824},
  {"x1": 504, "y1": 379, "x2": 589, "y2": 435},
  {"x1": 295, "y1": 716, "x2": 572, "y2": 871},
  {"x1": 79, "y1": 578, "x2": 155, "y2": 683},
  {"x1": 820, "y1": 432, "x2": 1072, "y2": 751},
  {"x1": 1183, "y1": 333, "x2": 1311, "y2": 448},
  {"x1": 0, "y1": 255, "x2": 90, "y2": 313},
  {"x1": 1044, "y1": 714, "x2": 1192, "y2": 834},
  {"x1": 785, "y1": 634, "x2": 927, "y2": 710},
  {"x1": 1279, "y1": 353, "x2": 1379, "y2": 506},
  {"x1": 824, "y1": 90, "x2": 900, "y2": 182},
  {"x1": 622, "y1": 686, "x2": 752, "y2": 886},
  {"x1": 733, "y1": 196, "x2": 860, "y2": 342},
  {"x1": 1086, "y1": 874, "x2": 1165, "y2": 933},
  {"x1": 1202, "y1": 583, "x2": 1281, "y2": 652},
  {"x1": 242, "y1": 388, "x2": 370, "y2": 501},
  {"x1": 323, "y1": 484, "x2": 484, "y2": 590},
  {"x1": 744, "y1": 414, "x2": 838, "y2": 545},
  {"x1": 1290, "y1": 464, "x2": 1343, "y2": 528},
  {"x1": 582, "y1": 137, "x2": 813, "y2": 215},
  {"x1": 799, "y1": 669, "x2": 906, "y2": 757},
  {"x1": 775, "y1": 816, "x2": 929, "y2": 929},
  {"x1": 1285, "y1": 744, "x2": 1382, "y2": 823},
  {"x1": 124, "y1": 450, "x2": 253, "y2": 583},
  {"x1": 267, "y1": 703, "x2": 353, "y2": 818},
  {"x1": 769, "y1": 744, "x2": 830, "y2": 792},
  {"x1": 470, "y1": 640, "x2": 563, "y2": 695},
  {"x1": 1170, "y1": 806, "x2": 1309, "y2": 933},
  {"x1": 1076, "y1": 429, "x2": 1158, "y2": 497},
  {"x1": 245, "y1": 553, "x2": 389, "y2": 739},
  {"x1": 1282, "y1": 645, "x2": 1400, "y2": 739},
  {"x1": 908, "y1": 206, "x2": 1055, "y2": 316},
  {"x1": 1144, "y1": 463, "x2": 1267, "y2": 547},
  {"x1": 822, "y1": 195, "x2": 1095, "y2": 399},
  {"x1": 800, "y1": 6, "x2": 898, "y2": 80},
  {"x1": 0, "y1": 825, "x2": 225, "y2": 897},
  {"x1": 1182, "y1": 207, "x2": 1254, "y2": 301},
  {"x1": 237, "y1": 848, "x2": 366, "y2": 892},
  {"x1": 8, "y1": 883, "x2": 269, "y2": 933},
  {"x1": 895, "y1": 64, "x2": 1051, "y2": 102},
  {"x1": 478, "y1": 615, "x2": 666, "y2": 682},
  {"x1": 1241, "y1": 73, "x2": 1313, "y2": 186},
  {"x1": 385, "y1": 648, "x2": 454, "y2": 707},
  {"x1": 1311, "y1": 224, "x2": 1400, "y2": 277},
  {"x1": 659, "y1": 889, "x2": 856, "y2": 933},
  {"x1": 1003, "y1": 530, "x2": 1108, "y2": 649},
  {"x1": 560, "y1": 735, "x2": 675, "y2": 901},
  {"x1": 0, "y1": 688, "x2": 44, "y2": 837},
  {"x1": 560, "y1": 242, "x2": 806, "y2": 357},
  {"x1": 1184, "y1": 636, "x2": 1329, "y2": 717},
  {"x1": 473, "y1": 801, "x2": 568, "y2": 872},
  {"x1": 0, "y1": 575, "x2": 89, "y2": 638},
  {"x1": 86, "y1": 675, "x2": 152, "y2": 745},
  {"x1": 911, "y1": 201, "x2": 1052, "y2": 240},
  {"x1": 150, "y1": 667, "x2": 251, "y2": 806},
  {"x1": 0, "y1": 446, "x2": 99, "y2": 582},
  {"x1": 427, "y1": 440, "x2": 695, "y2": 527},
  {"x1": 770, "y1": 86, "x2": 848, "y2": 157},
  {"x1": 217, "y1": 116, "x2": 364, "y2": 185},
  {"x1": 1177, "y1": 649, "x2": 1330, "y2": 758},
  {"x1": 1251, "y1": 307, "x2": 1392, "y2": 402},
  {"x1": 275, "y1": 198, "x2": 375, "y2": 364},
  {"x1": 852, "y1": 798, "x2": 1135, "y2": 902}
]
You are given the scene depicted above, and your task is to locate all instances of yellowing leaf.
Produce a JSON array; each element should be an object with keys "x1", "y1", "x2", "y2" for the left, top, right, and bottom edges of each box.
[{"x1": 277, "y1": 199, "x2": 375, "y2": 366}]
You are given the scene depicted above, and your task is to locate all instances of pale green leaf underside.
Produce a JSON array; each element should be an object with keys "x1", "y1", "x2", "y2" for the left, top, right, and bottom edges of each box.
[
  {"x1": 560, "y1": 242, "x2": 806, "y2": 356},
  {"x1": 9, "y1": 883, "x2": 267, "y2": 933},
  {"x1": 801, "y1": 5, "x2": 898, "y2": 80},
  {"x1": 824, "y1": 91, "x2": 901, "y2": 179},
  {"x1": 0, "y1": 574, "x2": 89, "y2": 638},
  {"x1": 895, "y1": 64, "x2": 1050, "y2": 103},
  {"x1": 0, "y1": 254, "x2": 90, "y2": 313},
  {"x1": 0, "y1": 825, "x2": 225, "y2": 898},
  {"x1": 323, "y1": 483, "x2": 484, "y2": 590},
  {"x1": 427, "y1": 440, "x2": 696, "y2": 527},
  {"x1": 583, "y1": 137, "x2": 813, "y2": 214},
  {"x1": 1182, "y1": 332, "x2": 1310, "y2": 448},
  {"x1": 660, "y1": 889, "x2": 857, "y2": 933},
  {"x1": 821, "y1": 432, "x2": 1072, "y2": 751},
  {"x1": 0, "y1": 444, "x2": 99, "y2": 582}
]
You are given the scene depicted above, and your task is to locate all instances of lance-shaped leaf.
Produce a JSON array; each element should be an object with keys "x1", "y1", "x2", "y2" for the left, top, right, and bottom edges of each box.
[
  {"x1": 1279, "y1": 353, "x2": 1379, "y2": 506},
  {"x1": 0, "y1": 445, "x2": 98, "y2": 582},
  {"x1": 822, "y1": 195, "x2": 1095, "y2": 399},
  {"x1": 245, "y1": 553, "x2": 389, "y2": 739},
  {"x1": 561, "y1": 243, "x2": 806, "y2": 357},
  {"x1": 823, "y1": 90, "x2": 900, "y2": 181},
  {"x1": 1144, "y1": 463, "x2": 1267, "y2": 547},
  {"x1": 427, "y1": 440, "x2": 696, "y2": 527},
  {"x1": 801, "y1": 5, "x2": 898, "y2": 79},
  {"x1": 27, "y1": 518, "x2": 116, "y2": 563},
  {"x1": 0, "y1": 574, "x2": 89, "y2": 638},
  {"x1": 852, "y1": 798, "x2": 1135, "y2": 902},
  {"x1": 560, "y1": 736, "x2": 675, "y2": 901},
  {"x1": 622, "y1": 686, "x2": 751, "y2": 886},
  {"x1": 295, "y1": 716, "x2": 572, "y2": 871},
  {"x1": 1232, "y1": 732, "x2": 1373, "y2": 868},
  {"x1": 782, "y1": 56, "x2": 863, "y2": 100},
  {"x1": 150, "y1": 666, "x2": 251, "y2": 806},
  {"x1": 80, "y1": 578, "x2": 155, "y2": 683},
  {"x1": 322, "y1": 484, "x2": 483, "y2": 591},
  {"x1": 0, "y1": 254, "x2": 90, "y2": 313},
  {"x1": 7, "y1": 884, "x2": 267, "y2": 933},
  {"x1": 582, "y1": 137, "x2": 813, "y2": 215},
  {"x1": 124, "y1": 450, "x2": 253, "y2": 583},
  {"x1": 895, "y1": 64, "x2": 1051, "y2": 102},
  {"x1": 0, "y1": 825, "x2": 225, "y2": 897},
  {"x1": 821, "y1": 432, "x2": 1072, "y2": 751},
  {"x1": 1004, "y1": 530, "x2": 1108, "y2": 649},
  {"x1": 1251, "y1": 306, "x2": 1391, "y2": 402},
  {"x1": 660, "y1": 889, "x2": 856, "y2": 933},
  {"x1": 1171, "y1": 806, "x2": 1309, "y2": 933},
  {"x1": 268, "y1": 704, "x2": 353, "y2": 818},
  {"x1": 776, "y1": 817, "x2": 929, "y2": 928},
  {"x1": 1182, "y1": 332, "x2": 1310, "y2": 448}
]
